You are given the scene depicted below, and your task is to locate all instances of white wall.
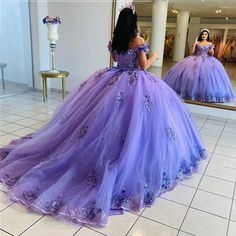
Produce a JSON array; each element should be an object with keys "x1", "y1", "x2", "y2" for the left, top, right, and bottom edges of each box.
[
  {"x1": 30, "y1": 1, "x2": 112, "y2": 91},
  {"x1": 0, "y1": 1, "x2": 33, "y2": 86},
  {"x1": 30, "y1": 0, "x2": 50, "y2": 90}
]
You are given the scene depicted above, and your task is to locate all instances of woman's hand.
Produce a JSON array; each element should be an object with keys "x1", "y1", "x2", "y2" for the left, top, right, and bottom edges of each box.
[
  {"x1": 208, "y1": 48, "x2": 214, "y2": 56},
  {"x1": 191, "y1": 37, "x2": 199, "y2": 54},
  {"x1": 193, "y1": 37, "x2": 199, "y2": 46},
  {"x1": 151, "y1": 52, "x2": 158, "y2": 61}
]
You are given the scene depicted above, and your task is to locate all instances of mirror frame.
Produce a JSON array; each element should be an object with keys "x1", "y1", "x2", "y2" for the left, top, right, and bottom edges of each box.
[{"x1": 110, "y1": 1, "x2": 236, "y2": 111}]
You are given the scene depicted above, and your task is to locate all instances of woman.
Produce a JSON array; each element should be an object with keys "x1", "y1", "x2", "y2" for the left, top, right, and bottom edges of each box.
[
  {"x1": 0, "y1": 6, "x2": 206, "y2": 226},
  {"x1": 164, "y1": 29, "x2": 235, "y2": 103}
]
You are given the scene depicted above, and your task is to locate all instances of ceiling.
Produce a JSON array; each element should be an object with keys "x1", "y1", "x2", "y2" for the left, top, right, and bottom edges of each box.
[{"x1": 134, "y1": 0, "x2": 236, "y2": 18}]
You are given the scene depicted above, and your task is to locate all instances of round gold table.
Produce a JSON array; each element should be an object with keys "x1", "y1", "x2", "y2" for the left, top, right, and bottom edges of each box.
[{"x1": 39, "y1": 70, "x2": 69, "y2": 101}]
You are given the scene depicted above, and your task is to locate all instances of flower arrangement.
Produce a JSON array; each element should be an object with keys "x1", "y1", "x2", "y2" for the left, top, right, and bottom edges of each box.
[{"x1": 43, "y1": 16, "x2": 61, "y2": 24}]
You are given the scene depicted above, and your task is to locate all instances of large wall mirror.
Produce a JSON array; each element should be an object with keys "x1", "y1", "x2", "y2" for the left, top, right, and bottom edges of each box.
[
  {"x1": 0, "y1": 0, "x2": 34, "y2": 98},
  {"x1": 112, "y1": 0, "x2": 236, "y2": 111}
]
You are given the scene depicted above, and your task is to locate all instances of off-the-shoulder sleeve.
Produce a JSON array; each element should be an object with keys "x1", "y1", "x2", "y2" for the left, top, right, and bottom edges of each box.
[
  {"x1": 137, "y1": 43, "x2": 149, "y2": 53},
  {"x1": 209, "y1": 44, "x2": 215, "y2": 49},
  {"x1": 108, "y1": 41, "x2": 112, "y2": 52}
]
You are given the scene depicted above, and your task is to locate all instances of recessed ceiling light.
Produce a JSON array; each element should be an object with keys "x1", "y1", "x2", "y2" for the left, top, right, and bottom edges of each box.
[
  {"x1": 216, "y1": 7, "x2": 222, "y2": 14},
  {"x1": 171, "y1": 8, "x2": 178, "y2": 14}
]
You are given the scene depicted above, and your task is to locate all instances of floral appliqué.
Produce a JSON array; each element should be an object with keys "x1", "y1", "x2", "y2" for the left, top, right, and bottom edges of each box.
[
  {"x1": 44, "y1": 197, "x2": 64, "y2": 214},
  {"x1": 128, "y1": 71, "x2": 138, "y2": 85},
  {"x1": 115, "y1": 92, "x2": 125, "y2": 107},
  {"x1": 78, "y1": 81, "x2": 87, "y2": 91},
  {"x1": 108, "y1": 75, "x2": 119, "y2": 86},
  {"x1": 88, "y1": 170, "x2": 97, "y2": 187},
  {"x1": 79, "y1": 125, "x2": 88, "y2": 138},
  {"x1": 119, "y1": 129, "x2": 127, "y2": 144},
  {"x1": 167, "y1": 127, "x2": 176, "y2": 141},
  {"x1": 21, "y1": 188, "x2": 40, "y2": 203},
  {"x1": 4, "y1": 174, "x2": 19, "y2": 187},
  {"x1": 144, "y1": 95, "x2": 153, "y2": 111},
  {"x1": 95, "y1": 70, "x2": 104, "y2": 80}
]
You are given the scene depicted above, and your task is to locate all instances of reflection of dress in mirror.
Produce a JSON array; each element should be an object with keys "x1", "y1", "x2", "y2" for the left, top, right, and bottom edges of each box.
[
  {"x1": 164, "y1": 29, "x2": 235, "y2": 103},
  {"x1": 0, "y1": 7, "x2": 206, "y2": 226}
]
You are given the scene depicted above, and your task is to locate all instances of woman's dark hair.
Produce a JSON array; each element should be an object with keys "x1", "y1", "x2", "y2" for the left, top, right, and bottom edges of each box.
[
  {"x1": 111, "y1": 8, "x2": 138, "y2": 53},
  {"x1": 198, "y1": 30, "x2": 210, "y2": 42}
]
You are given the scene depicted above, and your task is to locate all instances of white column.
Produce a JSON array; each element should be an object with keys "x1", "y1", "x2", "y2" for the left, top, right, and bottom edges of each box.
[
  {"x1": 173, "y1": 11, "x2": 190, "y2": 62},
  {"x1": 150, "y1": 0, "x2": 168, "y2": 67},
  {"x1": 223, "y1": 28, "x2": 228, "y2": 46},
  {"x1": 188, "y1": 17, "x2": 201, "y2": 53}
]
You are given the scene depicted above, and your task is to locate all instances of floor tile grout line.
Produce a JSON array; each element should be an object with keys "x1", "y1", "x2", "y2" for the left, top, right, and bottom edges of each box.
[
  {"x1": 0, "y1": 117, "x2": 49, "y2": 126},
  {"x1": 179, "y1": 184, "x2": 235, "y2": 200},
  {"x1": 180, "y1": 171, "x2": 235, "y2": 184},
  {"x1": 72, "y1": 225, "x2": 83, "y2": 236},
  {"x1": 138, "y1": 214, "x2": 181, "y2": 233},
  {"x1": 158, "y1": 195, "x2": 235, "y2": 221},
  {"x1": 226, "y1": 181, "x2": 236, "y2": 236},
  {"x1": 138, "y1": 213, "x2": 198, "y2": 236},
  {"x1": 189, "y1": 206, "x2": 231, "y2": 221},
  {"x1": 124, "y1": 208, "x2": 146, "y2": 236},
  {"x1": 177, "y1": 231, "x2": 197, "y2": 236},
  {"x1": 84, "y1": 225, "x2": 108, "y2": 236},
  {"x1": 0, "y1": 227, "x2": 13, "y2": 236},
  {"x1": 0, "y1": 121, "x2": 47, "y2": 138},
  {"x1": 177, "y1": 119, "x2": 226, "y2": 235},
  {"x1": 18, "y1": 215, "x2": 45, "y2": 236},
  {"x1": 214, "y1": 144, "x2": 236, "y2": 152},
  {"x1": 210, "y1": 155, "x2": 236, "y2": 163},
  {"x1": 0, "y1": 203, "x2": 14, "y2": 213},
  {"x1": 197, "y1": 117, "x2": 208, "y2": 132}
]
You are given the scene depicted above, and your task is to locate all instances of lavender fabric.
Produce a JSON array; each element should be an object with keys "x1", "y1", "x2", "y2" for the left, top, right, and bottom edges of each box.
[
  {"x1": 0, "y1": 43, "x2": 206, "y2": 226},
  {"x1": 164, "y1": 44, "x2": 235, "y2": 102}
]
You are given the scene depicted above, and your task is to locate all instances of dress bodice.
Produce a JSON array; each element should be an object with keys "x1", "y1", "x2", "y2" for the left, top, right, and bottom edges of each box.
[
  {"x1": 195, "y1": 43, "x2": 214, "y2": 56},
  {"x1": 108, "y1": 42, "x2": 149, "y2": 70}
]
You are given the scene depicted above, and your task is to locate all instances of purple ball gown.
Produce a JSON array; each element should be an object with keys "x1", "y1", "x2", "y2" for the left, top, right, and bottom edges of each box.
[
  {"x1": 0, "y1": 43, "x2": 206, "y2": 226},
  {"x1": 164, "y1": 43, "x2": 235, "y2": 102}
]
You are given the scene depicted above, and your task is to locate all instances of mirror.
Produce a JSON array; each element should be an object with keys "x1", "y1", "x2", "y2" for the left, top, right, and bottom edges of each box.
[
  {"x1": 0, "y1": 0, "x2": 34, "y2": 98},
  {"x1": 132, "y1": 0, "x2": 236, "y2": 110}
]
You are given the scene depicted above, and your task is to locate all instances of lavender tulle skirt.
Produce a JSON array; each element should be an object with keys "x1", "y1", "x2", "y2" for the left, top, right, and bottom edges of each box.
[
  {"x1": 164, "y1": 55, "x2": 235, "y2": 102},
  {"x1": 0, "y1": 68, "x2": 206, "y2": 226}
]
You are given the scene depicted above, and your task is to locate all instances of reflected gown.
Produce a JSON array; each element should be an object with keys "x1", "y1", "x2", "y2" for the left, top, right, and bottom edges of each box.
[
  {"x1": 0, "y1": 43, "x2": 206, "y2": 226},
  {"x1": 164, "y1": 43, "x2": 235, "y2": 102}
]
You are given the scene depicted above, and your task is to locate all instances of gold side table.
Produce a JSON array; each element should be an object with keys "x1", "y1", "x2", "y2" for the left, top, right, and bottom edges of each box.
[{"x1": 39, "y1": 70, "x2": 69, "y2": 101}]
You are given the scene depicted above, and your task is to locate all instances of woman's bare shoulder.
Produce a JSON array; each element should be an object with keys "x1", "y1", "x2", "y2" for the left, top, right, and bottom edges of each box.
[
  {"x1": 130, "y1": 36, "x2": 145, "y2": 48},
  {"x1": 133, "y1": 36, "x2": 145, "y2": 45}
]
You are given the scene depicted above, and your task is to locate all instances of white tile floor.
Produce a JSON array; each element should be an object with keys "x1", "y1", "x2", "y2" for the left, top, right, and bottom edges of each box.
[
  {"x1": 0, "y1": 81, "x2": 32, "y2": 98},
  {"x1": 0, "y1": 91, "x2": 236, "y2": 236}
]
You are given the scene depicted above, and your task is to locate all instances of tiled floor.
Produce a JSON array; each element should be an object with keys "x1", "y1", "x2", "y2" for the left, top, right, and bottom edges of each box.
[
  {"x1": 0, "y1": 91, "x2": 236, "y2": 236},
  {"x1": 0, "y1": 81, "x2": 32, "y2": 98}
]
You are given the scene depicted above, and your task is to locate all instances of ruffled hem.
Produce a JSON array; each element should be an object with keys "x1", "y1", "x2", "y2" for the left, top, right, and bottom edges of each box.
[
  {"x1": 0, "y1": 149, "x2": 207, "y2": 227},
  {"x1": 181, "y1": 94, "x2": 235, "y2": 103}
]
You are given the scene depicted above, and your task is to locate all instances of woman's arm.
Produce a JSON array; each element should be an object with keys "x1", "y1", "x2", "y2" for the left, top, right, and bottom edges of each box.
[
  {"x1": 208, "y1": 44, "x2": 214, "y2": 56},
  {"x1": 191, "y1": 37, "x2": 199, "y2": 55},
  {"x1": 111, "y1": 53, "x2": 117, "y2": 62},
  {"x1": 138, "y1": 52, "x2": 158, "y2": 70},
  {"x1": 135, "y1": 37, "x2": 158, "y2": 70}
]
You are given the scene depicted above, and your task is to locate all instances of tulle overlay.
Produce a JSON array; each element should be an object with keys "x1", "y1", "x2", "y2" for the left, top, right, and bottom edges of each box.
[
  {"x1": 0, "y1": 44, "x2": 206, "y2": 226},
  {"x1": 164, "y1": 44, "x2": 235, "y2": 102}
]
